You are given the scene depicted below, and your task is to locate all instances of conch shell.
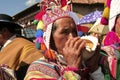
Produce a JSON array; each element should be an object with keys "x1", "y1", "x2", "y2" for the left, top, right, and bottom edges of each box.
[{"x1": 81, "y1": 35, "x2": 98, "y2": 60}]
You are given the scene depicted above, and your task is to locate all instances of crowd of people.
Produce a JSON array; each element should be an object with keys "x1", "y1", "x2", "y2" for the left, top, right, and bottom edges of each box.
[{"x1": 0, "y1": 0, "x2": 120, "y2": 80}]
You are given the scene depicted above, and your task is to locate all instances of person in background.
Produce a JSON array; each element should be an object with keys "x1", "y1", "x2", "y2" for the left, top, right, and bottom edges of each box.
[
  {"x1": 103, "y1": 13, "x2": 120, "y2": 46},
  {"x1": 101, "y1": 13, "x2": 120, "y2": 80},
  {"x1": 113, "y1": 14, "x2": 120, "y2": 38},
  {"x1": 0, "y1": 14, "x2": 43, "y2": 80},
  {"x1": 24, "y1": 3, "x2": 106, "y2": 79}
]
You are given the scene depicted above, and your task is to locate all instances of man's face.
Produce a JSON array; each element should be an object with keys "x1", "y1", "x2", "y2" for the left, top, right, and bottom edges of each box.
[
  {"x1": 52, "y1": 17, "x2": 77, "y2": 54},
  {"x1": 0, "y1": 27, "x2": 8, "y2": 46},
  {"x1": 0, "y1": 33, "x2": 4, "y2": 46}
]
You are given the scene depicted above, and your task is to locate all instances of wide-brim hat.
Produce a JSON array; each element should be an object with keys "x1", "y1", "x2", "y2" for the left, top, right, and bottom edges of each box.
[{"x1": 0, "y1": 14, "x2": 22, "y2": 29}]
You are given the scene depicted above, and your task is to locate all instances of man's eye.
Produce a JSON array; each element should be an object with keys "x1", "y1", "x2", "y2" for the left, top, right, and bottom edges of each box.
[
  {"x1": 63, "y1": 30, "x2": 69, "y2": 35},
  {"x1": 72, "y1": 28, "x2": 77, "y2": 33}
]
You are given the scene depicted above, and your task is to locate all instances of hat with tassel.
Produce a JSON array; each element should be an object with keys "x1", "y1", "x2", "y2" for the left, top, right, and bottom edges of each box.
[{"x1": 34, "y1": 0, "x2": 79, "y2": 60}]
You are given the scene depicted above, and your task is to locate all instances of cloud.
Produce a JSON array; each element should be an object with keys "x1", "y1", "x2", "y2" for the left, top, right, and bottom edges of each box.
[{"x1": 25, "y1": 0, "x2": 38, "y2": 6}]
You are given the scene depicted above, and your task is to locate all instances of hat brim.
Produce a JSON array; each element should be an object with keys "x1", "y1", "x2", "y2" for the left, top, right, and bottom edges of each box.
[{"x1": 0, "y1": 21, "x2": 22, "y2": 29}]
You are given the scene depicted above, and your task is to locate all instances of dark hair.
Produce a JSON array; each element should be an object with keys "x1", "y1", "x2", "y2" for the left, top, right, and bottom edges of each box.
[
  {"x1": 51, "y1": 22, "x2": 57, "y2": 34},
  {"x1": 112, "y1": 13, "x2": 120, "y2": 31},
  {"x1": 50, "y1": 22, "x2": 57, "y2": 51},
  {"x1": 0, "y1": 23, "x2": 21, "y2": 35}
]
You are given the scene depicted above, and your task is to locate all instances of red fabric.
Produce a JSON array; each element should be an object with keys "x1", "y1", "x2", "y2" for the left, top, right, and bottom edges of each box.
[
  {"x1": 63, "y1": 66, "x2": 78, "y2": 74},
  {"x1": 77, "y1": 25, "x2": 90, "y2": 33},
  {"x1": 111, "y1": 58, "x2": 117, "y2": 79},
  {"x1": 30, "y1": 78, "x2": 56, "y2": 80},
  {"x1": 34, "y1": 10, "x2": 46, "y2": 20},
  {"x1": 61, "y1": 0, "x2": 67, "y2": 7},
  {"x1": 103, "y1": 31, "x2": 120, "y2": 46},
  {"x1": 106, "y1": 0, "x2": 112, "y2": 8},
  {"x1": 100, "y1": 17, "x2": 108, "y2": 25},
  {"x1": 61, "y1": 0, "x2": 71, "y2": 11}
]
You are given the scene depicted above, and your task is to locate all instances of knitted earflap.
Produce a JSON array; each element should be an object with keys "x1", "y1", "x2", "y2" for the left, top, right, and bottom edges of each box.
[
  {"x1": 45, "y1": 49, "x2": 56, "y2": 60},
  {"x1": 35, "y1": 20, "x2": 46, "y2": 50}
]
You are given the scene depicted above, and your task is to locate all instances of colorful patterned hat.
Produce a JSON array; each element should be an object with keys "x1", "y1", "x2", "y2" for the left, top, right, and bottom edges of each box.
[
  {"x1": 40, "y1": 1, "x2": 79, "y2": 49},
  {"x1": 34, "y1": 0, "x2": 81, "y2": 60},
  {"x1": 34, "y1": 0, "x2": 79, "y2": 50}
]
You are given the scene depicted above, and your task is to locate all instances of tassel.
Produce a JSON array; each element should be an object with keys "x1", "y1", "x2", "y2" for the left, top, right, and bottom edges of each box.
[
  {"x1": 36, "y1": 42, "x2": 40, "y2": 49},
  {"x1": 45, "y1": 49, "x2": 56, "y2": 60},
  {"x1": 41, "y1": 43, "x2": 46, "y2": 50}
]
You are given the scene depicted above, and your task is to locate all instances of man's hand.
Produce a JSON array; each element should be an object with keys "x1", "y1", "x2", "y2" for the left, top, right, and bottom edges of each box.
[{"x1": 63, "y1": 37, "x2": 85, "y2": 69}]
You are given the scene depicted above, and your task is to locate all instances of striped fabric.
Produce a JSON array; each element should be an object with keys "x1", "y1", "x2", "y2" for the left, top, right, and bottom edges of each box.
[
  {"x1": 0, "y1": 66, "x2": 17, "y2": 80},
  {"x1": 24, "y1": 55, "x2": 81, "y2": 80}
]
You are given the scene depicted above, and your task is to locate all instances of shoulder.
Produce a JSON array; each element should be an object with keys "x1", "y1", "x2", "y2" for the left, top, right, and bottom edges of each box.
[
  {"x1": 28, "y1": 57, "x2": 56, "y2": 71},
  {"x1": 13, "y1": 37, "x2": 33, "y2": 44},
  {"x1": 27, "y1": 57, "x2": 60, "y2": 78}
]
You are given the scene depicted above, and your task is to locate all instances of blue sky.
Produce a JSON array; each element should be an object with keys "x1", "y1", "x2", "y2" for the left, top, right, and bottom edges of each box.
[{"x1": 0, "y1": 0, "x2": 40, "y2": 16}]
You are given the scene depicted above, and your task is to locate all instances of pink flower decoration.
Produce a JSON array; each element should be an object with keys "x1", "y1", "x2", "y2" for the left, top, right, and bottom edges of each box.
[
  {"x1": 104, "y1": 31, "x2": 120, "y2": 46},
  {"x1": 101, "y1": 17, "x2": 108, "y2": 25},
  {"x1": 106, "y1": 0, "x2": 112, "y2": 8},
  {"x1": 35, "y1": 37, "x2": 44, "y2": 43}
]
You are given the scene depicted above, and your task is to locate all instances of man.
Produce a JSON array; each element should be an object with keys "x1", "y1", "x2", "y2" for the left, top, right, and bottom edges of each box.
[
  {"x1": 0, "y1": 14, "x2": 43, "y2": 80},
  {"x1": 24, "y1": 2, "x2": 105, "y2": 79}
]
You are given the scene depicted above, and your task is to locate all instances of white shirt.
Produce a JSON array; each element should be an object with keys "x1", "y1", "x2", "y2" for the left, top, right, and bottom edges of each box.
[{"x1": 90, "y1": 66, "x2": 104, "y2": 80}]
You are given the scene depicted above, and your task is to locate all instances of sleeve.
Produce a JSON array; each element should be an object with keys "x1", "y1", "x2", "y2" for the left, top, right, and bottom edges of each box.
[
  {"x1": 24, "y1": 69, "x2": 81, "y2": 80},
  {"x1": 24, "y1": 59, "x2": 81, "y2": 80},
  {"x1": 62, "y1": 70, "x2": 81, "y2": 80},
  {"x1": 18, "y1": 43, "x2": 43, "y2": 67},
  {"x1": 24, "y1": 71, "x2": 57, "y2": 80}
]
